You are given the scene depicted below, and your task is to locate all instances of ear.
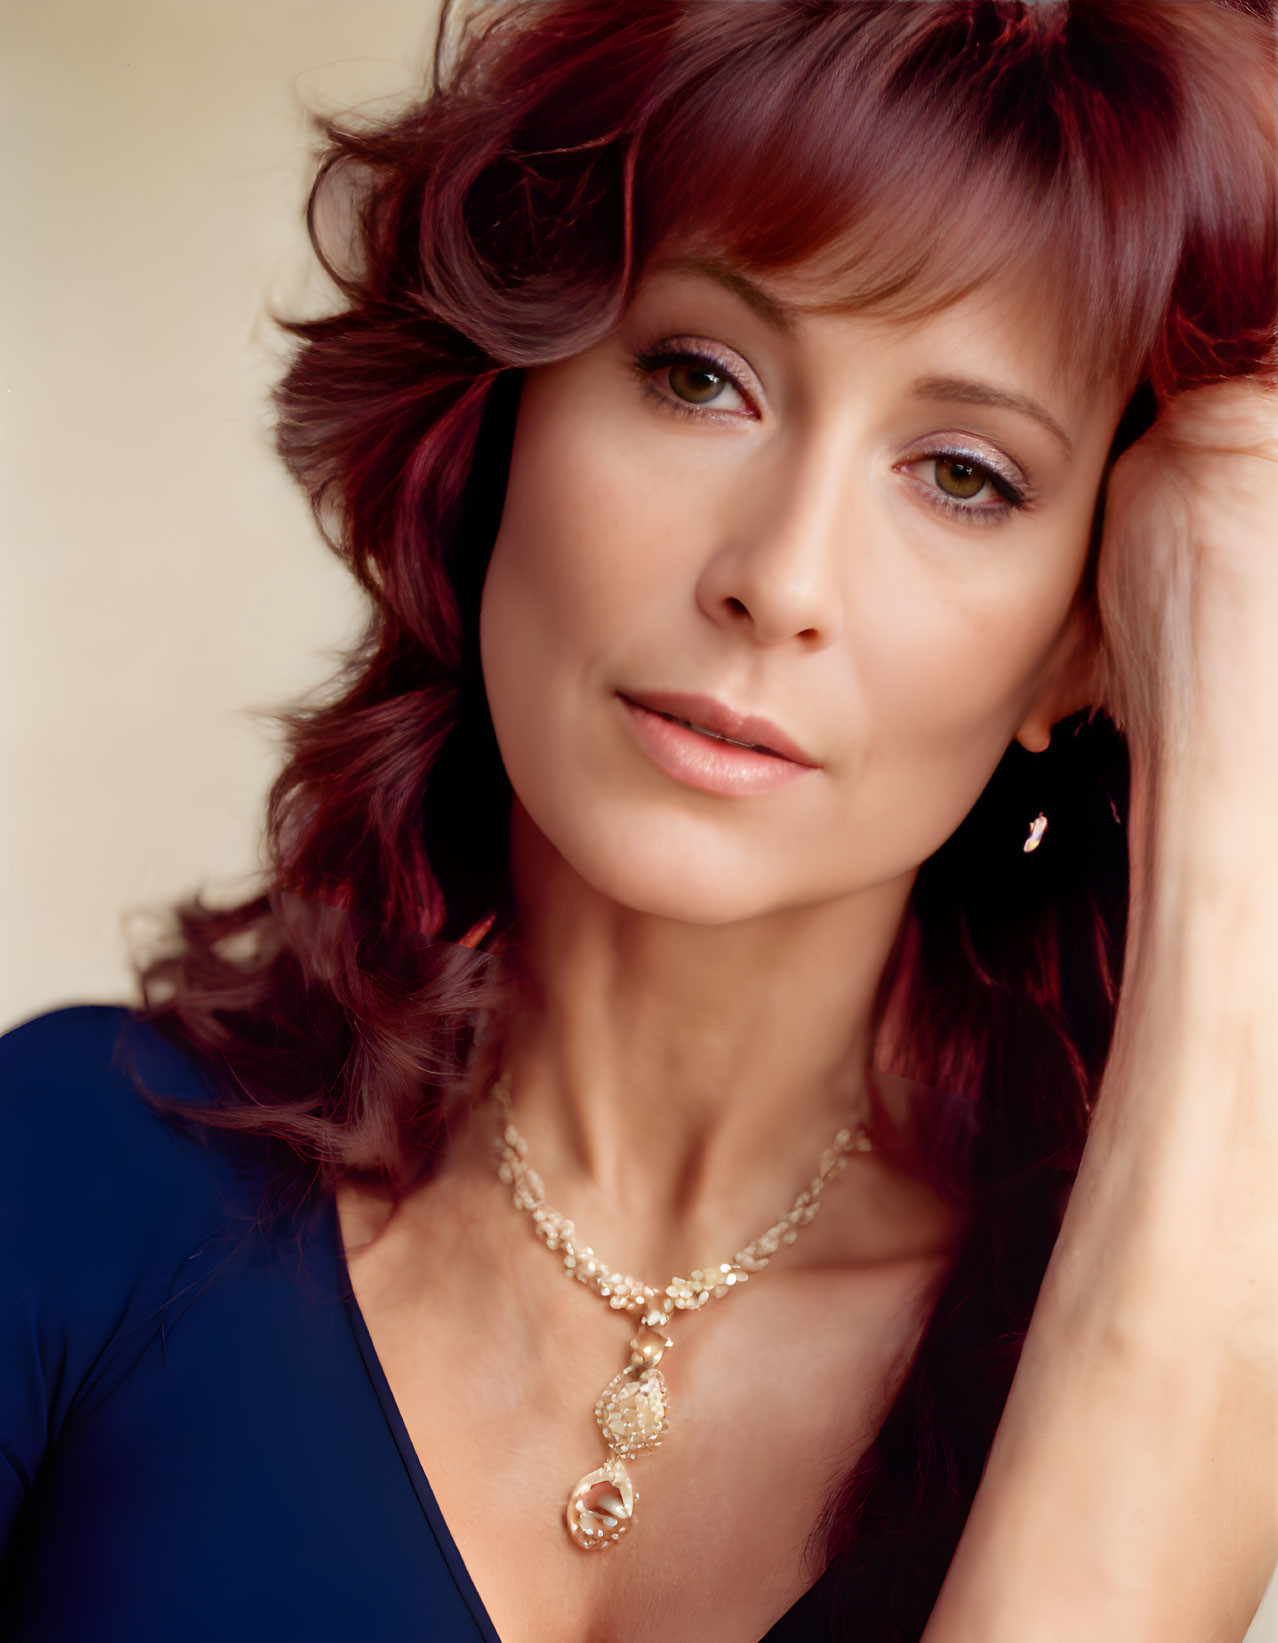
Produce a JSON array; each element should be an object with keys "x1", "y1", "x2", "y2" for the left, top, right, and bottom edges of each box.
[{"x1": 1014, "y1": 601, "x2": 1103, "y2": 753}]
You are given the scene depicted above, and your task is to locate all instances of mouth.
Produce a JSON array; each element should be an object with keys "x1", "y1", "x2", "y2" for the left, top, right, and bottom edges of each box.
[
  {"x1": 617, "y1": 690, "x2": 818, "y2": 767},
  {"x1": 644, "y1": 709, "x2": 777, "y2": 755}
]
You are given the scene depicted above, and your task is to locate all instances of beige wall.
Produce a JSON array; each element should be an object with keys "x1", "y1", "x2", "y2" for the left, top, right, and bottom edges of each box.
[{"x1": 2, "y1": 1, "x2": 440, "y2": 1032}]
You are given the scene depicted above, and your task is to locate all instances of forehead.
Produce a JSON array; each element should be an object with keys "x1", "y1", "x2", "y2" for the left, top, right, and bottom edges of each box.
[
  {"x1": 642, "y1": 156, "x2": 1152, "y2": 384},
  {"x1": 632, "y1": 250, "x2": 1127, "y2": 438},
  {"x1": 630, "y1": 1, "x2": 1197, "y2": 410}
]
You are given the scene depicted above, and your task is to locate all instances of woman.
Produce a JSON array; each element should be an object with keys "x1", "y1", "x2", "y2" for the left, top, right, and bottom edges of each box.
[{"x1": 2, "y1": 1, "x2": 1275, "y2": 1639}]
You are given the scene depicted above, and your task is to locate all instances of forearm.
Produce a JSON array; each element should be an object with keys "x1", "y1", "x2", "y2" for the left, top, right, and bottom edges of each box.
[{"x1": 922, "y1": 642, "x2": 1278, "y2": 1641}]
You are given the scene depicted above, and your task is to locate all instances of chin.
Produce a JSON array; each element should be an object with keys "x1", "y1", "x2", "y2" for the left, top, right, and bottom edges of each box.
[
  {"x1": 589, "y1": 866, "x2": 779, "y2": 927},
  {"x1": 553, "y1": 812, "x2": 800, "y2": 927}
]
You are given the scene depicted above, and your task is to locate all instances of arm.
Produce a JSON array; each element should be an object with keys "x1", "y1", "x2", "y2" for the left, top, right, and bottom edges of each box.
[{"x1": 921, "y1": 381, "x2": 1278, "y2": 1643}]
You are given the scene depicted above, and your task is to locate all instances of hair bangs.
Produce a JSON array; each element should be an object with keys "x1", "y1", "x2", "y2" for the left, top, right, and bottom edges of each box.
[{"x1": 629, "y1": 0, "x2": 1273, "y2": 399}]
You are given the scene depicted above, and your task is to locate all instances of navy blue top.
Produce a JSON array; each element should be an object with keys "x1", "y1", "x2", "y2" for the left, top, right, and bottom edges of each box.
[{"x1": 0, "y1": 1006, "x2": 832, "y2": 1641}]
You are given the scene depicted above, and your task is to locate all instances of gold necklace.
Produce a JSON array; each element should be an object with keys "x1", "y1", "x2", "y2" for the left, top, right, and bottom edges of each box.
[{"x1": 490, "y1": 1070, "x2": 874, "y2": 1551}]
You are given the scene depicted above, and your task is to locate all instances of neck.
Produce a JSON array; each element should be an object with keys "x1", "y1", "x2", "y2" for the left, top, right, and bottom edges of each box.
[{"x1": 486, "y1": 802, "x2": 916, "y2": 1279}]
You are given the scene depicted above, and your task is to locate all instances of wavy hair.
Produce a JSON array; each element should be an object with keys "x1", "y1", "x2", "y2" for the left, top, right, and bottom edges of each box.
[{"x1": 132, "y1": 2, "x2": 1276, "y2": 1635}]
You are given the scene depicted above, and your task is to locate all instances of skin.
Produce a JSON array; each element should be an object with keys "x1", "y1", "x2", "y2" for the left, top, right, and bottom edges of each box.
[
  {"x1": 339, "y1": 258, "x2": 1171, "y2": 1643},
  {"x1": 475, "y1": 258, "x2": 1120, "y2": 1274},
  {"x1": 921, "y1": 380, "x2": 1278, "y2": 1643}
]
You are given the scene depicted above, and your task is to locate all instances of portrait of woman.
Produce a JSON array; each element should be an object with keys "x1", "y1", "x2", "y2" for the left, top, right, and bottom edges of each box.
[{"x1": 2, "y1": 1, "x2": 1276, "y2": 1639}]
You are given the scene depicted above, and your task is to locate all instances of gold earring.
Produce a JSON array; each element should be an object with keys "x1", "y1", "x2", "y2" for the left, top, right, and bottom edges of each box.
[
  {"x1": 457, "y1": 911, "x2": 497, "y2": 949},
  {"x1": 1022, "y1": 813, "x2": 1048, "y2": 854}
]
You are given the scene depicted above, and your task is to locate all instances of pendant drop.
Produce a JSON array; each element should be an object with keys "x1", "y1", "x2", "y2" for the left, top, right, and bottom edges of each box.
[
  {"x1": 566, "y1": 1458, "x2": 635, "y2": 1549},
  {"x1": 595, "y1": 1364, "x2": 668, "y2": 1460},
  {"x1": 564, "y1": 1321, "x2": 673, "y2": 1550}
]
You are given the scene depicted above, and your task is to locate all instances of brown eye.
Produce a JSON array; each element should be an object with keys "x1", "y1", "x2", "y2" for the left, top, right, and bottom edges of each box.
[
  {"x1": 934, "y1": 458, "x2": 987, "y2": 499},
  {"x1": 668, "y1": 361, "x2": 729, "y2": 405}
]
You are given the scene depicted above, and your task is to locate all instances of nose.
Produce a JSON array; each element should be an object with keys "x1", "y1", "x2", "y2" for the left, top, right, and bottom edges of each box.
[{"x1": 693, "y1": 424, "x2": 850, "y2": 650}]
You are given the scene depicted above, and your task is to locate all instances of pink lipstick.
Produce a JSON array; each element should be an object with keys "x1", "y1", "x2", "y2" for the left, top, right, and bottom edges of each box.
[{"x1": 617, "y1": 690, "x2": 820, "y2": 797}]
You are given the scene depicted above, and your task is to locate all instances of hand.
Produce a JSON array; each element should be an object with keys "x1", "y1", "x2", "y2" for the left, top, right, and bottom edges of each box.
[
  {"x1": 1087, "y1": 375, "x2": 1278, "y2": 1380},
  {"x1": 921, "y1": 377, "x2": 1278, "y2": 1643},
  {"x1": 1096, "y1": 376, "x2": 1278, "y2": 783}
]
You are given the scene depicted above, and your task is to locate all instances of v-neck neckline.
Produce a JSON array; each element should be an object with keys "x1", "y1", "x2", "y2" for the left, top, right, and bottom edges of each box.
[
  {"x1": 324, "y1": 1189, "x2": 834, "y2": 1643},
  {"x1": 328, "y1": 1190, "x2": 502, "y2": 1642}
]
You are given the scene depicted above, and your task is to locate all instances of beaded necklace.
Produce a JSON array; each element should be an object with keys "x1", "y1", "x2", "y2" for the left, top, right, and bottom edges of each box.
[{"x1": 490, "y1": 1070, "x2": 874, "y2": 1550}]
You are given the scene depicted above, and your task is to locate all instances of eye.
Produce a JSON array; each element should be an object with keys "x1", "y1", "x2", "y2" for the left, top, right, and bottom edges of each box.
[
  {"x1": 900, "y1": 446, "x2": 1031, "y2": 521},
  {"x1": 934, "y1": 457, "x2": 989, "y2": 500},
  {"x1": 630, "y1": 337, "x2": 756, "y2": 420},
  {"x1": 667, "y1": 357, "x2": 738, "y2": 408}
]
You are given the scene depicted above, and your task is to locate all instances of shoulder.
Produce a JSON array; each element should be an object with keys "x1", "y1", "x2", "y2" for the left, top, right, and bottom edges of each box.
[
  {"x1": 0, "y1": 999, "x2": 207, "y2": 1097},
  {"x1": 0, "y1": 1003, "x2": 225, "y2": 1193},
  {"x1": 0, "y1": 1004, "x2": 263, "y2": 1301},
  {"x1": 0, "y1": 1006, "x2": 282, "y2": 1530}
]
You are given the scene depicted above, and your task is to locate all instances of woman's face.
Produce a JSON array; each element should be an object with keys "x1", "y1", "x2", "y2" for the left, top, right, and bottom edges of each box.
[{"x1": 479, "y1": 258, "x2": 1127, "y2": 924}]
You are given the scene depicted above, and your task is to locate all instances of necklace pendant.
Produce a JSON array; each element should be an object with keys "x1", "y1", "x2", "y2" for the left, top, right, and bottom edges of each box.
[
  {"x1": 497, "y1": 1071, "x2": 873, "y2": 1552},
  {"x1": 595, "y1": 1362, "x2": 668, "y2": 1459},
  {"x1": 565, "y1": 1356, "x2": 670, "y2": 1551},
  {"x1": 566, "y1": 1458, "x2": 635, "y2": 1550}
]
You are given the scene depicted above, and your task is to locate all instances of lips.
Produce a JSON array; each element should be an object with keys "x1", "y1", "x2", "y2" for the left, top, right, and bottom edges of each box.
[{"x1": 617, "y1": 689, "x2": 819, "y2": 767}]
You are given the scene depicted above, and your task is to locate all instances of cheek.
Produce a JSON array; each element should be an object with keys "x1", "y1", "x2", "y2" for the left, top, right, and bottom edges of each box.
[
  {"x1": 478, "y1": 369, "x2": 678, "y2": 840},
  {"x1": 867, "y1": 572, "x2": 1058, "y2": 739},
  {"x1": 836, "y1": 530, "x2": 1089, "y2": 857},
  {"x1": 884, "y1": 484, "x2": 1095, "y2": 736},
  {"x1": 481, "y1": 366, "x2": 722, "y2": 744},
  {"x1": 483, "y1": 379, "x2": 664, "y2": 675}
]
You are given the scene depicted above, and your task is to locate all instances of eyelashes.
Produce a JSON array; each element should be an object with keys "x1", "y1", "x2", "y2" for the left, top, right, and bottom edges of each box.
[
  {"x1": 905, "y1": 452, "x2": 1030, "y2": 518},
  {"x1": 629, "y1": 336, "x2": 1035, "y2": 524},
  {"x1": 630, "y1": 341, "x2": 753, "y2": 419}
]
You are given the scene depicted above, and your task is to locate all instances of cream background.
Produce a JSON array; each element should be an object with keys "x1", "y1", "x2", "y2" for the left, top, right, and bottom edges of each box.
[
  {"x1": 1, "y1": 4, "x2": 1274, "y2": 1633},
  {"x1": 1, "y1": 0, "x2": 439, "y2": 1034}
]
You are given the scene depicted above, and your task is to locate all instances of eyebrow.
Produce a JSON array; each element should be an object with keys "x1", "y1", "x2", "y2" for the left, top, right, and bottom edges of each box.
[
  {"x1": 650, "y1": 256, "x2": 1076, "y2": 457},
  {"x1": 911, "y1": 375, "x2": 1074, "y2": 457},
  {"x1": 654, "y1": 254, "x2": 799, "y2": 340}
]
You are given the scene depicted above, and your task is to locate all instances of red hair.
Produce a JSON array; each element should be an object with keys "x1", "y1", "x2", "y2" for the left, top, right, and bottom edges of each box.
[{"x1": 134, "y1": 2, "x2": 1276, "y2": 1633}]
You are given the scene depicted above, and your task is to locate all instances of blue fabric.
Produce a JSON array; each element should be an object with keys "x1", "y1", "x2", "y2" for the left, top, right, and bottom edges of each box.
[{"x1": 0, "y1": 1006, "x2": 828, "y2": 1642}]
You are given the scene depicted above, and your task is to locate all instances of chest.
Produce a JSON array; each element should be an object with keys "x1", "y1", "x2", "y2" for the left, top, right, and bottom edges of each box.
[{"x1": 339, "y1": 1187, "x2": 953, "y2": 1643}]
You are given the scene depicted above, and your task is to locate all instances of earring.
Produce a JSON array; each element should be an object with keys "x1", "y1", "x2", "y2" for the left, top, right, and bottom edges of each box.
[
  {"x1": 1022, "y1": 812, "x2": 1048, "y2": 854},
  {"x1": 457, "y1": 911, "x2": 497, "y2": 949}
]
